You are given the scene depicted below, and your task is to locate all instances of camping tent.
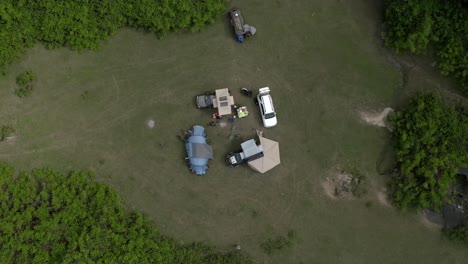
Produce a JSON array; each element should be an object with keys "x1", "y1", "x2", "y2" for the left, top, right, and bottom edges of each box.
[
  {"x1": 248, "y1": 133, "x2": 280, "y2": 173},
  {"x1": 185, "y1": 125, "x2": 213, "y2": 175}
]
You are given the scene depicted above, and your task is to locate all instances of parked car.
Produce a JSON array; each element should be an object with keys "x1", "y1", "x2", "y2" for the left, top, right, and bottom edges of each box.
[
  {"x1": 229, "y1": 9, "x2": 256, "y2": 43},
  {"x1": 226, "y1": 139, "x2": 264, "y2": 167},
  {"x1": 196, "y1": 93, "x2": 215, "y2": 108},
  {"x1": 257, "y1": 87, "x2": 277, "y2": 128}
]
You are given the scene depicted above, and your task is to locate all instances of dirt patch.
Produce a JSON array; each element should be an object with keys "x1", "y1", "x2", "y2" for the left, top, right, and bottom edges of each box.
[
  {"x1": 376, "y1": 190, "x2": 392, "y2": 208},
  {"x1": 321, "y1": 179, "x2": 338, "y2": 200},
  {"x1": 146, "y1": 119, "x2": 156, "y2": 128},
  {"x1": 359, "y1": 107, "x2": 394, "y2": 131},
  {"x1": 322, "y1": 171, "x2": 366, "y2": 200}
]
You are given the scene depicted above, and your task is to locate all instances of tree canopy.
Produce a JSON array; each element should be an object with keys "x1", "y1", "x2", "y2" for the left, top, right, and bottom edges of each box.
[
  {"x1": 0, "y1": 0, "x2": 227, "y2": 73},
  {"x1": 0, "y1": 164, "x2": 252, "y2": 263},
  {"x1": 390, "y1": 94, "x2": 468, "y2": 209},
  {"x1": 383, "y1": 0, "x2": 468, "y2": 93}
]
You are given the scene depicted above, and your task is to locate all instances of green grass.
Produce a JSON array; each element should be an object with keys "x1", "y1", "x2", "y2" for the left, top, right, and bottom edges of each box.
[{"x1": 0, "y1": 0, "x2": 467, "y2": 263}]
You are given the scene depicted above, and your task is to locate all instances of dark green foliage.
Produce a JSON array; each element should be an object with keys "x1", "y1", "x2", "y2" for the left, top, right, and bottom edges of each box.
[
  {"x1": 391, "y1": 94, "x2": 468, "y2": 209},
  {"x1": 14, "y1": 85, "x2": 33, "y2": 98},
  {"x1": 0, "y1": 125, "x2": 15, "y2": 141},
  {"x1": 383, "y1": 0, "x2": 468, "y2": 92},
  {"x1": 260, "y1": 230, "x2": 296, "y2": 255},
  {"x1": 0, "y1": 0, "x2": 227, "y2": 73},
  {"x1": 0, "y1": 164, "x2": 252, "y2": 263},
  {"x1": 16, "y1": 70, "x2": 36, "y2": 86},
  {"x1": 15, "y1": 70, "x2": 36, "y2": 97},
  {"x1": 444, "y1": 220, "x2": 468, "y2": 244}
]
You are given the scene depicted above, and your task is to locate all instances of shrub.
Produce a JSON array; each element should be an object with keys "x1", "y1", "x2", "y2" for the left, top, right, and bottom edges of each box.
[
  {"x1": 14, "y1": 85, "x2": 33, "y2": 98},
  {"x1": 444, "y1": 220, "x2": 468, "y2": 244},
  {"x1": 15, "y1": 70, "x2": 36, "y2": 97},
  {"x1": 16, "y1": 70, "x2": 36, "y2": 86},
  {"x1": 0, "y1": 0, "x2": 227, "y2": 73},
  {"x1": 383, "y1": 0, "x2": 468, "y2": 93},
  {"x1": 260, "y1": 230, "x2": 296, "y2": 255},
  {"x1": 390, "y1": 94, "x2": 468, "y2": 209},
  {"x1": 0, "y1": 163, "x2": 253, "y2": 263}
]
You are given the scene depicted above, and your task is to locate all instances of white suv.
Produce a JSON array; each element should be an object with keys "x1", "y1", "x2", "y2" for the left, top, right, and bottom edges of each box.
[{"x1": 257, "y1": 87, "x2": 277, "y2": 128}]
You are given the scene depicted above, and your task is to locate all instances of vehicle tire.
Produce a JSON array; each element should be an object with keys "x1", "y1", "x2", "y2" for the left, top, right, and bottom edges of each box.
[{"x1": 245, "y1": 31, "x2": 252, "y2": 38}]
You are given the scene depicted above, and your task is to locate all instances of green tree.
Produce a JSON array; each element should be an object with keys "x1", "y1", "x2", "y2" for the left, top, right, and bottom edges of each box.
[
  {"x1": 0, "y1": 164, "x2": 252, "y2": 264},
  {"x1": 390, "y1": 94, "x2": 468, "y2": 209},
  {"x1": 383, "y1": 0, "x2": 468, "y2": 93},
  {"x1": 0, "y1": 0, "x2": 227, "y2": 74}
]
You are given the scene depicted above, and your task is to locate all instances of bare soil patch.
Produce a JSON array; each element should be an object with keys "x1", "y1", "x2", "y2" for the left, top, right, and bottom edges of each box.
[
  {"x1": 376, "y1": 190, "x2": 392, "y2": 208},
  {"x1": 322, "y1": 170, "x2": 365, "y2": 200},
  {"x1": 146, "y1": 119, "x2": 156, "y2": 128},
  {"x1": 359, "y1": 107, "x2": 395, "y2": 131}
]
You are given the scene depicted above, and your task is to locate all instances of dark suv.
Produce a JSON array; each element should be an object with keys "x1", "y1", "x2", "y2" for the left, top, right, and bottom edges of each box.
[{"x1": 196, "y1": 94, "x2": 215, "y2": 108}]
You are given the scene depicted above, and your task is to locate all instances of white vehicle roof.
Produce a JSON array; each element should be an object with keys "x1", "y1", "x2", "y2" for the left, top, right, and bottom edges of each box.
[
  {"x1": 262, "y1": 94, "x2": 274, "y2": 113},
  {"x1": 258, "y1": 87, "x2": 270, "y2": 95},
  {"x1": 241, "y1": 139, "x2": 263, "y2": 158}
]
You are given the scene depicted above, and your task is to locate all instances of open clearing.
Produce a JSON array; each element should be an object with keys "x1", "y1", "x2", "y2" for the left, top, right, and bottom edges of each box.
[{"x1": 0, "y1": 0, "x2": 467, "y2": 263}]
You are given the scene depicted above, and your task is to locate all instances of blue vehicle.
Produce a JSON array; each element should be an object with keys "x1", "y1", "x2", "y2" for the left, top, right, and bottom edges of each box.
[{"x1": 185, "y1": 125, "x2": 213, "y2": 175}]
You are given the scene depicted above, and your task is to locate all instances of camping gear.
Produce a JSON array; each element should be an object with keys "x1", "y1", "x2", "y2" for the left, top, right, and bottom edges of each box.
[
  {"x1": 212, "y1": 88, "x2": 234, "y2": 116},
  {"x1": 240, "y1": 88, "x2": 253, "y2": 97},
  {"x1": 226, "y1": 139, "x2": 264, "y2": 167},
  {"x1": 237, "y1": 106, "x2": 249, "y2": 118},
  {"x1": 248, "y1": 132, "x2": 280, "y2": 173},
  {"x1": 185, "y1": 125, "x2": 213, "y2": 175},
  {"x1": 230, "y1": 9, "x2": 256, "y2": 43}
]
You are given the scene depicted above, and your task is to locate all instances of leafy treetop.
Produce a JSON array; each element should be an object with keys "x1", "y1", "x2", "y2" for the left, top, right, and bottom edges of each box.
[
  {"x1": 0, "y1": 163, "x2": 252, "y2": 264},
  {"x1": 391, "y1": 94, "x2": 468, "y2": 209}
]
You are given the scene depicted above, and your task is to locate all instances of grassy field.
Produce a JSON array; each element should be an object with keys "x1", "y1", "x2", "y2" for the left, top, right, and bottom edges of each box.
[{"x1": 0, "y1": 0, "x2": 467, "y2": 263}]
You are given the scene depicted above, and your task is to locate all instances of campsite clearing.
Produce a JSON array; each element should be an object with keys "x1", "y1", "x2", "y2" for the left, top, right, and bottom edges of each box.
[{"x1": 0, "y1": 0, "x2": 466, "y2": 263}]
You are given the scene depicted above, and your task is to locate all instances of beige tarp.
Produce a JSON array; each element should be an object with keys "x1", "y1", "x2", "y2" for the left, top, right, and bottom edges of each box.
[
  {"x1": 248, "y1": 132, "x2": 280, "y2": 173},
  {"x1": 212, "y1": 88, "x2": 234, "y2": 116}
]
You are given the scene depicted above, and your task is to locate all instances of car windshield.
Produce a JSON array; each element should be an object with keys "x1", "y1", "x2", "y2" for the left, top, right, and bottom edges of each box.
[
  {"x1": 205, "y1": 96, "x2": 213, "y2": 104},
  {"x1": 265, "y1": 112, "x2": 276, "y2": 119}
]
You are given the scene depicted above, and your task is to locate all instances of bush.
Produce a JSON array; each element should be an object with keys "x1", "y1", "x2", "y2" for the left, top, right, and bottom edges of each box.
[
  {"x1": 444, "y1": 220, "x2": 468, "y2": 244},
  {"x1": 0, "y1": 0, "x2": 227, "y2": 73},
  {"x1": 383, "y1": 0, "x2": 468, "y2": 93},
  {"x1": 390, "y1": 94, "x2": 468, "y2": 209},
  {"x1": 14, "y1": 70, "x2": 36, "y2": 97},
  {"x1": 260, "y1": 230, "x2": 296, "y2": 255},
  {"x1": 0, "y1": 163, "x2": 253, "y2": 263},
  {"x1": 16, "y1": 70, "x2": 36, "y2": 86}
]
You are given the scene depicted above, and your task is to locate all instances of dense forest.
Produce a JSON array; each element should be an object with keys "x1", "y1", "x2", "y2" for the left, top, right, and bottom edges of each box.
[
  {"x1": 390, "y1": 94, "x2": 468, "y2": 210},
  {"x1": 383, "y1": 0, "x2": 468, "y2": 93},
  {"x1": 0, "y1": 0, "x2": 227, "y2": 73},
  {"x1": 0, "y1": 164, "x2": 252, "y2": 263}
]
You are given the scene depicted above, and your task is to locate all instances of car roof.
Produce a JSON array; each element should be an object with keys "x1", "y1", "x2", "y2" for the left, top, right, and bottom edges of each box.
[{"x1": 261, "y1": 94, "x2": 274, "y2": 113}]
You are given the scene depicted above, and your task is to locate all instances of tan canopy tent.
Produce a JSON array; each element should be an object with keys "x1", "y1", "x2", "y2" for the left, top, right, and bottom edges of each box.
[
  {"x1": 212, "y1": 88, "x2": 234, "y2": 116},
  {"x1": 248, "y1": 131, "x2": 280, "y2": 173}
]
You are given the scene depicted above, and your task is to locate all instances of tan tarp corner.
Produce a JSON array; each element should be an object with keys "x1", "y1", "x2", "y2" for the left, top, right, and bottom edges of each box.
[{"x1": 248, "y1": 132, "x2": 280, "y2": 173}]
